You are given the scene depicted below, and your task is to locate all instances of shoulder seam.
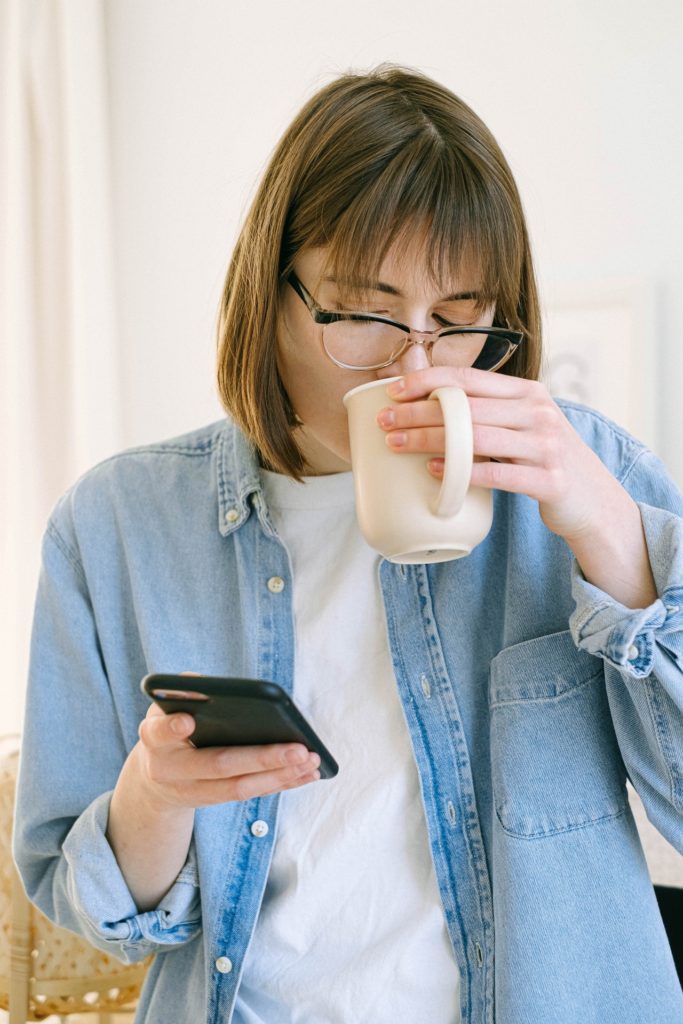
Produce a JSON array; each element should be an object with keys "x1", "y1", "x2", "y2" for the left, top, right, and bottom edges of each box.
[
  {"x1": 92, "y1": 438, "x2": 218, "y2": 470},
  {"x1": 555, "y1": 398, "x2": 647, "y2": 485},
  {"x1": 618, "y1": 447, "x2": 651, "y2": 488},
  {"x1": 46, "y1": 521, "x2": 87, "y2": 585}
]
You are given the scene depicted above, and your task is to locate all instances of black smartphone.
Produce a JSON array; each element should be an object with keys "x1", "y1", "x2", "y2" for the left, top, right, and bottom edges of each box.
[{"x1": 141, "y1": 673, "x2": 339, "y2": 779}]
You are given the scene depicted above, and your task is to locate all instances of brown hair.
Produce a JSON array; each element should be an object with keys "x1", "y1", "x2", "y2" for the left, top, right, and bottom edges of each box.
[{"x1": 216, "y1": 64, "x2": 541, "y2": 477}]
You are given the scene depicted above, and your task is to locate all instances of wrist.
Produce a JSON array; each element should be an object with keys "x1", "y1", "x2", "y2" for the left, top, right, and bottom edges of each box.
[
  {"x1": 563, "y1": 496, "x2": 657, "y2": 609},
  {"x1": 111, "y1": 743, "x2": 194, "y2": 828}
]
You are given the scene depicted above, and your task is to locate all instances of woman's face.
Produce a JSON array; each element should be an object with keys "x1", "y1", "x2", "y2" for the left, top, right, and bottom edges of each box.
[{"x1": 276, "y1": 241, "x2": 494, "y2": 475}]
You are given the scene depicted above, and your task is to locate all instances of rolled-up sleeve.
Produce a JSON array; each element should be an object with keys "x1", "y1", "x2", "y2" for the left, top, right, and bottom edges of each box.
[
  {"x1": 13, "y1": 516, "x2": 202, "y2": 963},
  {"x1": 570, "y1": 503, "x2": 683, "y2": 681},
  {"x1": 61, "y1": 792, "x2": 200, "y2": 960},
  {"x1": 568, "y1": 448, "x2": 683, "y2": 853}
]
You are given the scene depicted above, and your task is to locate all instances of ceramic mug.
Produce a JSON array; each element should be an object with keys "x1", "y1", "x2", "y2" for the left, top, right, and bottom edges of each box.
[{"x1": 343, "y1": 377, "x2": 493, "y2": 563}]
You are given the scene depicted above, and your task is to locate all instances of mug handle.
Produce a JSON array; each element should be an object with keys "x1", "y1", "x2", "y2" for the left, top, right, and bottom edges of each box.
[{"x1": 428, "y1": 387, "x2": 473, "y2": 517}]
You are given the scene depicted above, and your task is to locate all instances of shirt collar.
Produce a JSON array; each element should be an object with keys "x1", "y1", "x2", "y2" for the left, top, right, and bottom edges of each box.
[{"x1": 216, "y1": 419, "x2": 264, "y2": 536}]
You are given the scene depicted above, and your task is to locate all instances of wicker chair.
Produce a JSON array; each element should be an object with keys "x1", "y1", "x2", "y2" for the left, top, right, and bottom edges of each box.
[{"x1": 0, "y1": 737, "x2": 151, "y2": 1023}]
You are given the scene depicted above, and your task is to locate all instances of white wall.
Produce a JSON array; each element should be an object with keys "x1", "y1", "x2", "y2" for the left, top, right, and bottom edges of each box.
[
  {"x1": 3, "y1": 0, "x2": 682, "y2": 739},
  {"x1": 104, "y1": 0, "x2": 683, "y2": 484}
]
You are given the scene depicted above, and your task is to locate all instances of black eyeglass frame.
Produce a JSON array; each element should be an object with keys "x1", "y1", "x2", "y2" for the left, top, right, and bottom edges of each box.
[{"x1": 286, "y1": 271, "x2": 524, "y2": 372}]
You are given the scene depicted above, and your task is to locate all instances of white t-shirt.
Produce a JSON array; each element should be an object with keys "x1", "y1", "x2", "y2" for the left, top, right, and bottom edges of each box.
[{"x1": 234, "y1": 470, "x2": 461, "y2": 1024}]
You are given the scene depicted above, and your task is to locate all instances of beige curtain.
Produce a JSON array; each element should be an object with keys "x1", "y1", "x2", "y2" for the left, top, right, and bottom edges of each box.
[{"x1": 0, "y1": 0, "x2": 122, "y2": 734}]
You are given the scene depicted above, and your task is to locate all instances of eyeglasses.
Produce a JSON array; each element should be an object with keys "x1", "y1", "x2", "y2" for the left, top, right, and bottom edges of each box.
[{"x1": 287, "y1": 272, "x2": 524, "y2": 372}]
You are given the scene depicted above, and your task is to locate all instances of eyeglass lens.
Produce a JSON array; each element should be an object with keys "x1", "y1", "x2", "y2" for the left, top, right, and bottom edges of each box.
[{"x1": 323, "y1": 320, "x2": 512, "y2": 370}]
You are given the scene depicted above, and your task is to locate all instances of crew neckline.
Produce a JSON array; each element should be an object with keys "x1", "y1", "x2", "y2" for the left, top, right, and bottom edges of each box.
[{"x1": 259, "y1": 468, "x2": 355, "y2": 511}]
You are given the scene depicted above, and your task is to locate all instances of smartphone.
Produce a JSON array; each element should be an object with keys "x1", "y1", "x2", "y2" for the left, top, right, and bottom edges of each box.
[{"x1": 141, "y1": 673, "x2": 338, "y2": 779}]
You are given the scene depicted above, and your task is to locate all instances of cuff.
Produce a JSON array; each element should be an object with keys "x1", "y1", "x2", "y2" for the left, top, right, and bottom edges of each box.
[
  {"x1": 569, "y1": 503, "x2": 683, "y2": 678},
  {"x1": 62, "y1": 791, "x2": 201, "y2": 952}
]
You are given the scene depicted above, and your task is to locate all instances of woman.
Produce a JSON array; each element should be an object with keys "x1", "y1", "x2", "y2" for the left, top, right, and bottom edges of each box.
[{"x1": 14, "y1": 65, "x2": 683, "y2": 1023}]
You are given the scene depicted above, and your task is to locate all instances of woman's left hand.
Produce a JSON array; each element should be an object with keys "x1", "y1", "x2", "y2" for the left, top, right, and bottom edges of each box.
[
  {"x1": 376, "y1": 366, "x2": 633, "y2": 545},
  {"x1": 376, "y1": 365, "x2": 657, "y2": 608},
  {"x1": 376, "y1": 364, "x2": 655, "y2": 585}
]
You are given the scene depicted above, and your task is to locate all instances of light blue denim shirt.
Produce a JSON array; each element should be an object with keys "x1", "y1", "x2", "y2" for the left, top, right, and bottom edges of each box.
[{"x1": 13, "y1": 400, "x2": 683, "y2": 1024}]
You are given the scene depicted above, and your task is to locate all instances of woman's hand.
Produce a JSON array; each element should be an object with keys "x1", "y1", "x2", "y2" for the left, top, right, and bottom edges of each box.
[
  {"x1": 107, "y1": 701, "x2": 320, "y2": 910},
  {"x1": 377, "y1": 366, "x2": 617, "y2": 541},
  {"x1": 376, "y1": 366, "x2": 657, "y2": 608},
  {"x1": 133, "y1": 701, "x2": 321, "y2": 811}
]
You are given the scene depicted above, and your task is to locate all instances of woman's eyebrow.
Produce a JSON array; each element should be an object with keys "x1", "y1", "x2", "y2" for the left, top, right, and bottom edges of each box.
[{"x1": 323, "y1": 276, "x2": 480, "y2": 302}]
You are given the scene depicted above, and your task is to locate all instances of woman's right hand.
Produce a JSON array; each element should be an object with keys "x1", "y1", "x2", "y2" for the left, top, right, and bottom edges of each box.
[
  {"x1": 107, "y1": 703, "x2": 320, "y2": 910},
  {"x1": 133, "y1": 702, "x2": 321, "y2": 810}
]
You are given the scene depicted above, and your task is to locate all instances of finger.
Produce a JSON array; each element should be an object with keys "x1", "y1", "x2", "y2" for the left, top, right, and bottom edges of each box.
[
  {"x1": 468, "y1": 459, "x2": 549, "y2": 496},
  {"x1": 172, "y1": 742, "x2": 319, "y2": 783},
  {"x1": 148, "y1": 741, "x2": 318, "y2": 784},
  {"x1": 385, "y1": 425, "x2": 445, "y2": 454},
  {"x1": 376, "y1": 399, "x2": 444, "y2": 432},
  {"x1": 139, "y1": 707, "x2": 196, "y2": 748},
  {"x1": 472, "y1": 424, "x2": 541, "y2": 462},
  {"x1": 468, "y1": 396, "x2": 534, "y2": 429},
  {"x1": 178, "y1": 764, "x2": 322, "y2": 807},
  {"x1": 387, "y1": 366, "x2": 538, "y2": 401}
]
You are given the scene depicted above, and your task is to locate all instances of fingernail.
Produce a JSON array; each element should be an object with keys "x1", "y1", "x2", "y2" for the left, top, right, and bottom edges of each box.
[
  {"x1": 171, "y1": 716, "x2": 188, "y2": 735},
  {"x1": 386, "y1": 431, "x2": 407, "y2": 448},
  {"x1": 428, "y1": 458, "x2": 444, "y2": 475},
  {"x1": 376, "y1": 408, "x2": 395, "y2": 428},
  {"x1": 387, "y1": 378, "x2": 405, "y2": 396},
  {"x1": 286, "y1": 746, "x2": 308, "y2": 765}
]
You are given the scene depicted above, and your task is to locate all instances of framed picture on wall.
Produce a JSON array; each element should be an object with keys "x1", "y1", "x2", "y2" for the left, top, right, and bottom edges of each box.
[{"x1": 541, "y1": 279, "x2": 657, "y2": 451}]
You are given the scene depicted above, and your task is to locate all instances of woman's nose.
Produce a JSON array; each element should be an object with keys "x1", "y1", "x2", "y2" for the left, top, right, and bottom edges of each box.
[{"x1": 391, "y1": 336, "x2": 432, "y2": 374}]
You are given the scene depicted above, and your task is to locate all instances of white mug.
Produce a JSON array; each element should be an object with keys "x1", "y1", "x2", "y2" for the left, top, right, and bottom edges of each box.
[{"x1": 343, "y1": 377, "x2": 493, "y2": 563}]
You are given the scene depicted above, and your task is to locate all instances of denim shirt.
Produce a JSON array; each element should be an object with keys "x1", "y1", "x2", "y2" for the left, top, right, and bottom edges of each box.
[{"x1": 13, "y1": 400, "x2": 683, "y2": 1024}]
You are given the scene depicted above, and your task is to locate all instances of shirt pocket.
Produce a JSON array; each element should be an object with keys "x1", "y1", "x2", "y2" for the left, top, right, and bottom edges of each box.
[{"x1": 489, "y1": 630, "x2": 628, "y2": 839}]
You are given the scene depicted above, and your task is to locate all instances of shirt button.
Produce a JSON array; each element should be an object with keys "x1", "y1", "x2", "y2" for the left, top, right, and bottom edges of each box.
[
  {"x1": 627, "y1": 644, "x2": 639, "y2": 661},
  {"x1": 215, "y1": 956, "x2": 233, "y2": 974},
  {"x1": 251, "y1": 820, "x2": 269, "y2": 838},
  {"x1": 267, "y1": 576, "x2": 285, "y2": 593},
  {"x1": 225, "y1": 508, "x2": 239, "y2": 524}
]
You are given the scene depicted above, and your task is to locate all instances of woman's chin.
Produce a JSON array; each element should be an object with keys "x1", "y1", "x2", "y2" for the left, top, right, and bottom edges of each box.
[{"x1": 296, "y1": 427, "x2": 352, "y2": 476}]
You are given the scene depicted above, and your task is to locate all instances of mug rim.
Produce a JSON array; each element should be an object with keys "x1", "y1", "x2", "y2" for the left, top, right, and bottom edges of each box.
[{"x1": 342, "y1": 376, "x2": 402, "y2": 407}]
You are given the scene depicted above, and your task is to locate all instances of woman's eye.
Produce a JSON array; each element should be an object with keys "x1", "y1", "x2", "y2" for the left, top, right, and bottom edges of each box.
[
  {"x1": 332, "y1": 302, "x2": 390, "y2": 315},
  {"x1": 434, "y1": 310, "x2": 477, "y2": 327},
  {"x1": 435, "y1": 313, "x2": 467, "y2": 327}
]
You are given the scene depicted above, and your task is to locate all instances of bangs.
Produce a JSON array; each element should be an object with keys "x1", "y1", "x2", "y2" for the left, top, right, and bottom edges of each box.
[
  {"x1": 218, "y1": 65, "x2": 542, "y2": 478},
  {"x1": 307, "y1": 135, "x2": 524, "y2": 322}
]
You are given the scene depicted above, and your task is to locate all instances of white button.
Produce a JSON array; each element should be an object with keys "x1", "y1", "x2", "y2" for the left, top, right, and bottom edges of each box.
[
  {"x1": 627, "y1": 644, "x2": 639, "y2": 661},
  {"x1": 225, "y1": 508, "x2": 239, "y2": 524},
  {"x1": 666, "y1": 604, "x2": 679, "y2": 614},
  {"x1": 215, "y1": 956, "x2": 233, "y2": 974},
  {"x1": 267, "y1": 576, "x2": 285, "y2": 593},
  {"x1": 251, "y1": 820, "x2": 269, "y2": 838}
]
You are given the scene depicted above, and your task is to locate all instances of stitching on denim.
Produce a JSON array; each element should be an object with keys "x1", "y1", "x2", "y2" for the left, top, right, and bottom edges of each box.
[
  {"x1": 93, "y1": 440, "x2": 217, "y2": 467},
  {"x1": 574, "y1": 600, "x2": 613, "y2": 637},
  {"x1": 413, "y1": 566, "x2": 495, "y2": 1004},
  {"x1": 556, "y1": 400, "x2": 644, "y2": 477},
  {"x1": 644, "y1": 673, "x2": 683, "y2": 811},
  {"x1": 489, "y1": 667, "x2": 603, "y2": 709},
  {"x1": 382, "y1": 565, "x2": 491, "y2": 1007},
  {"x1": 618, "y1": 446, "x2": 650, "y2": 488},
  {"x1": 46, "y1": 521, "x2": 88, "y2": 586},
  {"x1": 495, "y1": 801, "x2": 628, "y2": 840}
]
